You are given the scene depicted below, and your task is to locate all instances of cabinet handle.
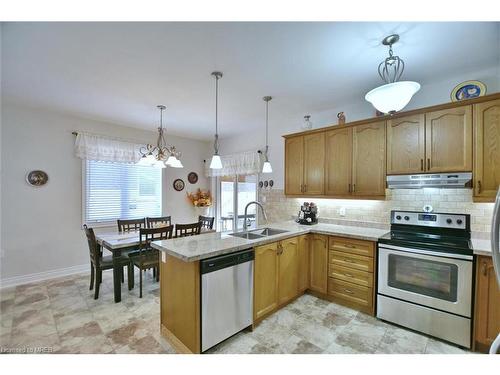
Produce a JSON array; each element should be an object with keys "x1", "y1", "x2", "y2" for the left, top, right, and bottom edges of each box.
[
  {"x1": 427, "y1": 158, "x2": 430, "y2": 171},
  {"x1": 300, "y1": 184, "x2": 303, "y2": 193},
  {"x1": 344, "y1": 258, "x2": 354, "y2": 263},
  {"x1": 352, "y1": 184, "x2": 356, "y2": 193},
  {"x1": 420, "y1": 159, "x2": 424, "y2": 171},
  {"x1": 345, "y1": 244, "x2": 355, "y2": 249},
  {"x1": 344, "y1": 273, "x2": 354, "y2": 278},
  {"x1": 482, "y1": 261, "x2": 488, "y2": 276},
  {"x1": 478, "y1": 180, "x2": 482, "y2": 194},
  {"x1": 348, "y1": 183, "x2": 351, "y2": 193},
  {"x1": 343, "y1": 288, "x2": 354, "y2": 294},
  {"x1": 304, "y1": 184, "x2": 307, "y2": 192}
]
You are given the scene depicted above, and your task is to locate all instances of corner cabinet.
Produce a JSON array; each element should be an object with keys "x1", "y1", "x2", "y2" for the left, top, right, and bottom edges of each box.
[
  {"x1": 474, "y1": 256, "x2": 500, "y2": 352},
  {"x1": 473, "y1": 98, "x2": 500, "y2": 202}
]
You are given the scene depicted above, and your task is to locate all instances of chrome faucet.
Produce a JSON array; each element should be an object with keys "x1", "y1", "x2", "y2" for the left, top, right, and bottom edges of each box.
[{"x1": 243, "y1": 201, "x2": 268, "y2": 231}]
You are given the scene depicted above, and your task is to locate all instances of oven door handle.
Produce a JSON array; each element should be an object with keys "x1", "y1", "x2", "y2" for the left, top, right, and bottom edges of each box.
[{"x1": 378, "y1": 244, "x2": 473, "y2": 261}]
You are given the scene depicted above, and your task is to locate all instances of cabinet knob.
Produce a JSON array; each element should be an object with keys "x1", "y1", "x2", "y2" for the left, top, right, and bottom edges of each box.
[{"x1": 477, "y1": 180, "x2": 482, "y2": 194}]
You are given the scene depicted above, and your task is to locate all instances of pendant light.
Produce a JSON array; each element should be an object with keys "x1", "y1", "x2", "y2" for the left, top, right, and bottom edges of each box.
[
  {"x1": 262, "y1": 96, "x2": 273, "y2": 174},
  {"x1": 209, "y1": 71, "x2": 223, "y2": 169},
  {"x1": 138, "y1": 105, "x2": 183, "y2": 168},
  {"x1": 365, "y1": 34, "x2": 420, "y2": 114}
]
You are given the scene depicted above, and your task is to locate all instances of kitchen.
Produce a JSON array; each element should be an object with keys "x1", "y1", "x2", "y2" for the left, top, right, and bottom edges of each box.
[{"x1": 0, "y1": 10, "x2": 500, "y2": 374}]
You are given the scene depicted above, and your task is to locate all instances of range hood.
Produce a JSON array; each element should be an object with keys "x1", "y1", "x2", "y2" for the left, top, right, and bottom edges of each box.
[{"x1": 387, "y1": 173, "x2": 472, "y2": 189}]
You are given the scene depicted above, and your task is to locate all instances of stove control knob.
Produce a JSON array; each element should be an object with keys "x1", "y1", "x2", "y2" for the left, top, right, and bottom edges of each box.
[
  {"x1": 396, "y1": 215, "x2": 402, "y2": 220},
  {"x1": 456, "y1": 219, "x2": 463, "y2": 225},
  {"x1": 446, "y1": 218, "x2": 452, "y2": 224},
  {"x1": 404, "y1": 216, "x2": 410, "y2": 221}
]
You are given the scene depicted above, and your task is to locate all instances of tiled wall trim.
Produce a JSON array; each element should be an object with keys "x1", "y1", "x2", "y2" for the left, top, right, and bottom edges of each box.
[{"x1": 259, "y1": 188, "x2": 494, "y2": 234}]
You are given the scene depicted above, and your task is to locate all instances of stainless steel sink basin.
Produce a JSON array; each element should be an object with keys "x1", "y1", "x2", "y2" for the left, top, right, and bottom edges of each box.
[
  {"x1": 250, "y1": 228, "x2": 289, "y2": 236},
  {"x1": 228, "y1": 232, "x2": 265, "y2": 240}
]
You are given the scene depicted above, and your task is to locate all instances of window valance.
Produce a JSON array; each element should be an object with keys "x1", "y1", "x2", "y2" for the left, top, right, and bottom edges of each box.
[
  {"x1": 74, "y1": 132, "x2": 142, "y2": 164},
  {"x1": 205, "y1": 150, "x2": 261, "y2": 177}
]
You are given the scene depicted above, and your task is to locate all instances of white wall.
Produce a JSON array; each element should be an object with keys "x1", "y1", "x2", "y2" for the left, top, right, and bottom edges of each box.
[
  {"x1": 219, "y1": 66, "x2": 500, "y2": 190},
  {"x1": 0, "y1": 101, "x2": 210, "y2": 282}
]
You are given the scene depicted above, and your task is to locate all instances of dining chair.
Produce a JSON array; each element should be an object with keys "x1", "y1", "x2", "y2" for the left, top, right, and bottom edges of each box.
[
  {"x1": 130, "y1": 226, "x2": 174, "y2": 298},
  {"x1": 198, "y1": 215, "x2": 215, "y2": 230},
  {"x1": 146, "y1": 216, "x2": 172, "y2": 229},
  {"x1": 83, "y1": 224, "x2": 133, "y2": 300},
  {"x1": 117, "y1": 218, "x2": 146, "y2": 232},
  {"x1": 175, "y1": 222, "x2": 202, "y2": 237}
]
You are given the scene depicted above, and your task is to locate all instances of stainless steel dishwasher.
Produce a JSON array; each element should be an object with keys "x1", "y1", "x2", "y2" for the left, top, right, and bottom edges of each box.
[{"x1": 200, "y1": 248, "x2": 254, "y2": 352}]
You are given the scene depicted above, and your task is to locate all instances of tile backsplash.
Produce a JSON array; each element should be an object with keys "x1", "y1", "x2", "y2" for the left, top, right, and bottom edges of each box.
[{"x1": 259, "y1": 188, "x2": 494, "y2": 234}]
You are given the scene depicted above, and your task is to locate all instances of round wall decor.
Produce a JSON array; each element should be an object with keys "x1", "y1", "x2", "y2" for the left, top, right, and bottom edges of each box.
[
  {"x1": 26, "y1": 170, "x2": 49, "y2": 187},
  {"x1": 187, "y1": 172, "x2": 198, "y2": 184},
  {"x1": 173, "y1": 179, "x2": 185, "y2": 191},
  {"x1": 451, "y1": 80, "x2": 486, "y2": 102}
]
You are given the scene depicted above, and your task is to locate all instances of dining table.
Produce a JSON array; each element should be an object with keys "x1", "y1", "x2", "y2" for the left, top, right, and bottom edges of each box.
[{"x1": 95, "y1": 228, "x2": 215, "y2": 303}]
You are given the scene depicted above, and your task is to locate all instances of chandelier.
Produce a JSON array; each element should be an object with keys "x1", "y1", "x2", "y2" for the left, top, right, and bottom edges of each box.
[
  {"x1": 138, "y1": 105, "x2": 183, "y2": 168},
  {"x1": 365, "y1": 34, "x2": 420, "y2": 114}
]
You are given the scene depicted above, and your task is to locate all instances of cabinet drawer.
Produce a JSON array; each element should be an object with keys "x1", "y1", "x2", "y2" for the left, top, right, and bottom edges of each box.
[
  {"x1": 328, "y1": 278, "x2": 373, "y2": 308},
  {"x1": 329, "y1": 250, "x2": 374, "y2": 272},
  {"x1": 329, "y1": 236, "x2": 375, "y2": 258},
  {"x1": 328, "y1": 264, "x2": 373, "y2": 288}
]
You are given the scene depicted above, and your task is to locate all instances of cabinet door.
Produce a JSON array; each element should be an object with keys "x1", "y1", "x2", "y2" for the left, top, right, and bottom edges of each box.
[
  {"x1": 303, "y1": 132, "x2": 325, "y2": 195},
  {"x1": 474, "y1": 99, "x2": 500, "y2": 201},
  {"x1": 285, "y1": 136, "x2": 304, "y2": 195},
  {"x1": 386, "y1": 114, "x2": 425, "y2": 174},
  {"x1": 475, "y1": 256, "x2": 500, "y2": 351},
  {"x1": 254, "y1": 242, "x2": 279, "y2": 321},
  {"x1": 309, "y1": 234, "x2": 328, "y2": 294},
  {"x1": 325, "y1": 128, "x2": 352, "y2": 195},
  {"x1": 297, "y1": 235, "x2": 310, "y2": 293},
  {"x1": 352, "y1": 121, "x2": 386, "y2": 196},
  {"x1": 425, "y1": 106, "x2": 472, "y2": 173},
  {"x1": 278, "y1": 237, "x2": 299, "y2": 305}
]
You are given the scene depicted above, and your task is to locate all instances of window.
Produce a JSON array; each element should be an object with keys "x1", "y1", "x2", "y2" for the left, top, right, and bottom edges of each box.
[
  {"x1": 84, "y1": 160, "x2": 162, "y2": 225},
  {"x1": 217, "y1": 174, "x2": 258, "y2": 232}
]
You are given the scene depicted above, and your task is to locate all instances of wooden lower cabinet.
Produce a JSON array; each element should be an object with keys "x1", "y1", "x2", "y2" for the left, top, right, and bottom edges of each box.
[
  {"x1": 254, "y1": 242, "x2": 279, "y2": 321},
  {"x1": 309, "y1": 234, "x2": 328, "y2": 294},
  {"x1": 474, "y1": 256, "x2": 500, "y2": 352},
  {"x1": 278, "y1": 237, "x2": 299, "y2": 305}
]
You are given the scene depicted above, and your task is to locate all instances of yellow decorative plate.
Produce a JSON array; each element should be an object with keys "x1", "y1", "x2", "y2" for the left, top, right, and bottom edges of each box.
[{"x1": 451, "y1": 80, "x2": 486, "y2": 102}]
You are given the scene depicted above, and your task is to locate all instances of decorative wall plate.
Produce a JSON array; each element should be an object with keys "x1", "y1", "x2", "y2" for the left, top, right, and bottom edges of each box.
[
  {"x1": 259, "y1": 181, "x2": 264, "y2": 188},
  {"x1": 26, "y1": 170, "x2": 49, "y2": 187},
  {"x1": 451, "y1": 80, "x2": 486, "y2": 102},
  {"x1": 173, "y1": 179, "x2": 185, "y2": 191},
  {"x1": 269, "y1": 180, "x2": 274, "y2": 188},
  {"x1": 264, "y1": 181, "x2": 269, "y2": 188},
  {"x1": 187, "y1": 172, "x2": 198, "y2": 184}
]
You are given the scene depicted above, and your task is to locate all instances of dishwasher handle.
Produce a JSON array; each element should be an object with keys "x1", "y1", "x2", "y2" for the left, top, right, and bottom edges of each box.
[{"x1": 200, "y1": 248, "x2": 254, "y2": 274}]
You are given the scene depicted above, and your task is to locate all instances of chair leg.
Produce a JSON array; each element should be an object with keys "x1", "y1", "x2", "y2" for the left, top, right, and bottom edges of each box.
[
  {"x1": 139, "y1": 268, "x2": 143, "y2": 298},
  {"x1": 94, "y1": 268, "x2": 101, "y2": 300},
  {"x1": 128, "y1": 263, "x2": 134, "y2": 291},
  {"x1": 89, "y1": 264, "x2": 95, "y2": 290}
]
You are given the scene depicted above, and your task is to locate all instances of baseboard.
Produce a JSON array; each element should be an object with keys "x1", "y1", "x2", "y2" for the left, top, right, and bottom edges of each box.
[{"x1": 0, "y1": 264, "x2": 88, "y2": 289}]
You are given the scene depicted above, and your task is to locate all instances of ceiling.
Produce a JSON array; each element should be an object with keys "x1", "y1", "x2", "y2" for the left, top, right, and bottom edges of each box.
[{"x1": 2, "y1": 22, "x2": 499, "y2": 140}]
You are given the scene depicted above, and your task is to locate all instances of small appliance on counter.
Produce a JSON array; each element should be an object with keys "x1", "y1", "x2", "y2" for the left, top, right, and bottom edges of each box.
[{"x1": 296, "y1": 202, "x2": 318, "y2": 225}]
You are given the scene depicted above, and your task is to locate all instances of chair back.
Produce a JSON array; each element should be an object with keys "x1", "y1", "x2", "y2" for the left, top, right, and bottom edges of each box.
[
  {"x1": 83, "y1": 224, "x2": 101, "y2": 266},
  {"x1": 138, "y1": 226, "x2": 174, "y2": 256},
  {"x1": 146, "y1": 216, "x2": 172, "y2": 229},
  {"x1": 198, "y1": 215, "x2": 215, "y2": 230},
  {"x1": 175, "y1": 222, "x2": 202, "y2": 237},
  {"x1": 117, "y1": 218, "x2": 146, "y2": 233}
]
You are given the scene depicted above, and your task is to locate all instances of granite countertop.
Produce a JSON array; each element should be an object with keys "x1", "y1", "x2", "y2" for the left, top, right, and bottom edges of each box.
[{"x1": 151, "y1": 221, "x2": 388, "y2": 262}]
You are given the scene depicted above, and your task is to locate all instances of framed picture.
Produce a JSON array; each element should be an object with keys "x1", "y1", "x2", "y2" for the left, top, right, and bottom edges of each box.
[
  {"x1": 451, "y1": 80, "x2": 486, "y2": 102},
  {"x1": 26, "y1": 170, "x2": 49, "y2": 187},
  {"x1": 187, "y1": 172, "x2": 198, "y2": 184},
  {"x1": 173, "y1": 179, "x2": 185, "y2": 191}
]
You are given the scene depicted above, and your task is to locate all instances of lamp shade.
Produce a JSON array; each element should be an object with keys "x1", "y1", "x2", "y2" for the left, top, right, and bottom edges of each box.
[
  {"x1": 262, "y1": 161, "x2": 273, "y2": 174},
  {"x1": 170, "y1": 157, "x2": 183, "y2": 168},
  {"x1": 365, "y1": 81, "x2": 420, "y2": 114},
  {"x1": 209, "y1": 154, "x2": 223, "y2": 169}
]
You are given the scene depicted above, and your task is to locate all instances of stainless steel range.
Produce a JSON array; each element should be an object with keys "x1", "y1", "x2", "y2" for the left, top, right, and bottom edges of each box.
[{"x1": 377, "y1": 210, "x2": 474, "y2": 348}]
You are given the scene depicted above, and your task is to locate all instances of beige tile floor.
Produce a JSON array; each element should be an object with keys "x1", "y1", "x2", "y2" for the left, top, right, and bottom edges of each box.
[{"x1": 0, "y1": 270, "x2": 470, "y2": 354}]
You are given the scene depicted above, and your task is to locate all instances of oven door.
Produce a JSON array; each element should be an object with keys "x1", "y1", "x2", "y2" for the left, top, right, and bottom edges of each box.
[{"x1": 378, "y1": 245, "x2": 473, "y2": 317}]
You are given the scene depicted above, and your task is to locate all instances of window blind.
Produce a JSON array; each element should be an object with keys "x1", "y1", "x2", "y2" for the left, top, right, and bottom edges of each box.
[{"x1": 85, "y1": 160, "x2": 162, "y2": 224}]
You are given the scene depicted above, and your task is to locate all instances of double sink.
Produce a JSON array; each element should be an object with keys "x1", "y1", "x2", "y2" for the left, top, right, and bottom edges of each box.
[{"x1": 228, "y1": 227, "x2": 289, "y2": 240}]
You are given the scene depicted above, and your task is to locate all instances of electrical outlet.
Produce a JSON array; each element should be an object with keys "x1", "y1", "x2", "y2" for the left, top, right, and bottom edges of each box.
[{"x1": 338, "y1": 207, "x2": 346, "y2": 217}]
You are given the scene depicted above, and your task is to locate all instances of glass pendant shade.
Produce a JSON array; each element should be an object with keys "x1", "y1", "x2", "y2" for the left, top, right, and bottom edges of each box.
[
  {"x1": 262, "y1": 161, "x2": 273, "y2": 174},
  {"x1": 365, "y1": 81, "x2": 420, "y2": 114},
  {"x1": 165, "y1": 155, "x2": 176, "y2": 166},
  {"x1": 170, "y1": 157, "x2": 183, "y2": 168},
  {"x1": 209, "y1": 154, "x2": 223, "y2": 169}
]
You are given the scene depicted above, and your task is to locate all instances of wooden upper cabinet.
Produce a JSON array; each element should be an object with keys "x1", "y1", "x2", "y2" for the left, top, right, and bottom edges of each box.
[
  {"x1": 285, "y1": 136, "x2": 304, "y2": 195},
  {"x1": 352, "y1": 121, "x2": 386, "y2": 196},
  {"x1": 474, "y1": 99, "x2": 500, "y2": 201},
  {"x1": 278, "y1": 237, "x2": 299, "y2": 305},
  {"x1": 474, "y1": 256, "x2": 500, "y2": 352},
  {"x1": 425, "y1": 106, "x2": 472, "y2": 173},
  {"x1": 254, "y1": 242, "x2": 279, "y2": 321},
  {"x1": 303, "y1": 133, "x2": 325, "y2": 195},
  {"x1": 386, "y1": 114, "x2": 425, "y2": 174},
  {"x1": 309, "y1": 234, "x2": 328, "y2": 294},
  {"x1": 325, "y1": 128, "x2": 352, "y2": 195},
  {"x1": 297, "y1": 235, "x2": 310, "y2": 292}
]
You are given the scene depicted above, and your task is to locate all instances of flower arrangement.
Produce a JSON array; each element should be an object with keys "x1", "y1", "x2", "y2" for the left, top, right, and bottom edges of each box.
[{"x1": 186, "y1": 189, "x2": 212, "y2": 207}]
